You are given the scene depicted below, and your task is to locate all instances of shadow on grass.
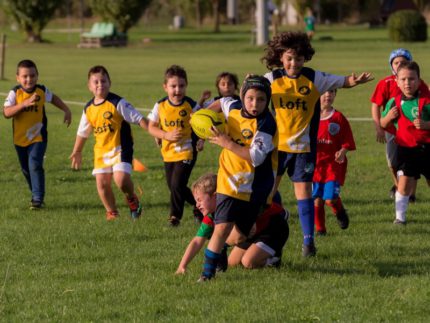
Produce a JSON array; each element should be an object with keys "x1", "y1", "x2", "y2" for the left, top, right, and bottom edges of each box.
[{"x1": 374, "y1": 259, "x2": 430, "y2": 277}]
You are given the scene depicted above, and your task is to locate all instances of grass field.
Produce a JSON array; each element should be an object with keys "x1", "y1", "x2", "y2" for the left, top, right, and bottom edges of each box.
[{"x1": 1, "y1": 23, "x2": 430, "y2": 321}]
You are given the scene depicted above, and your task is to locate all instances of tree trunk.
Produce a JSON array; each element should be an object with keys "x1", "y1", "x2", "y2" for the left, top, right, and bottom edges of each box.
[
  {"x1": 213, "y1": 0, "x2": 220, "y2": 33},
  {"x1": 25, "y1": 25, "x2": 42, "y2": 43},
  {"x1": 195, "y1": 0, "x2": 202, "y2": 28}
]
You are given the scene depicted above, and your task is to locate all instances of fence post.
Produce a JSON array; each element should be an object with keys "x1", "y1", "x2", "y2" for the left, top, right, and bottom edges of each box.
[{"x1": 0, "y1": 34, "x2": 6, "y2": 80}]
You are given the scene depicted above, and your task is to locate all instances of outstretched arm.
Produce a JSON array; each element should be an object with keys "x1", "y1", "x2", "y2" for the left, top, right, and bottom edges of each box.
[
  {"x1": 343, "y1": 72, "x2": 374, "y2": 88},
  {"x1": 51, "y1": 94, "x2": 72, "y2": 127},
  {"x1": 175, "y1": 236, "x2": 207, "y2": 275}
]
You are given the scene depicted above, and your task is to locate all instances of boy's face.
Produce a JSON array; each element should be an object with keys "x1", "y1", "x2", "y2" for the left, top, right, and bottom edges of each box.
[
  {"x1": 218, "y1": 77, "x2": 236, "y2": 97},
  {"x1": 16, "y1": 67, "x2": 38, "y2": 91},
  {"x1": 396, "y1": 68, "x2": 420, "y2": 98},
  {"x1": 391, "y1": 56, "x2": 409, "y2": 75},
  {"x1": 280, "y1": 49, "x2": 305, "y2": 77},
  {"x1": 320, "y1": 90, "x2": 336, "y2": 110},
  {"x1": 88, "y1": 72, "x2": 111, "y2": 99},
  {"x1": 243, "y1": 88, "x2": 267, "y2": 117},
  {"x1": 193, "y1": 190, "x2": 216, "y2": 216},
  {"x1": 163, "y1": 76, "x2": 187, "y2": 105}
]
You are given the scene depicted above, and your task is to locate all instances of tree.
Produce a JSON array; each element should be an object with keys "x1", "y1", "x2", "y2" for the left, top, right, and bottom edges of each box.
[
  {"x1": 89, "y1": 0, "x2": 152, "y2": 33},
  {"x1": 1, "y1": 0, "x2": 63, "y2": 42}
]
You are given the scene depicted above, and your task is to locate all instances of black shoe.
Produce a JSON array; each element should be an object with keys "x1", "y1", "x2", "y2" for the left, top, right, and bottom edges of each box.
[
  {"x1": 336, "y1": 209, "x2": 349, "y2": 230},
  {"x1": 193, "y1": 206, "x2": 204, "y2": 223},
  {"x1": 302, "y1": 242, "x2": 316, "y2": 257},
  {"x1": 216, "y1": 247, "x2": 228, "y2": 272},
  {"x1": 168, "y1": 216, "x2": 180, "y2": 227},
  {"x1": 409, "y1": 194, "x2": 416, "y2": 203},
  {"x1": 316, "y1": 230, "x2": 327, "y2": 236},
  {"x1": 389, "y1": 185, "x2": 397, "y2": 199},
  {"x1": 30, "y1": 200, "x2": 44, "y2": 210}
]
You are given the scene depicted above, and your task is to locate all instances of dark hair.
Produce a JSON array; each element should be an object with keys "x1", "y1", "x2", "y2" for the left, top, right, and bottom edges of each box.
[
  {"x1": 88, "y1": 65, "x2": 111, "y2": 83},
  {"x1": 215, "y1": 72, "x2": 239, "y2": 91},
  {"x1": 261, "y1": 31, "x2": 315, "y2": 70},
  {"x1": 397, "y1": 61, "x2": 420, "y2": 78},
  {"x1": 17, "y1": 59, "x2": 38, "y2": 75},
  {"x1": 164, "y1": 64, "x2": 187, "y2": 84}
]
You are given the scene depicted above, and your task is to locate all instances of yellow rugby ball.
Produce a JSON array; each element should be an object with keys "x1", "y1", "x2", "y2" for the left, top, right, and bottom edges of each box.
[{"x1": 190, "y1": 109, "x2": 225, "y2": 139}]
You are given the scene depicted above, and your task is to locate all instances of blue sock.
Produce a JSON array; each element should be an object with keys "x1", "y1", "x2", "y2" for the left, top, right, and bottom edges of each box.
[
  {"x1": 202, "y1": 248, "x2": 221, "y2": 279},
  {"x1": 297, "y1": 198, "x2": 314, "y2": 245}
]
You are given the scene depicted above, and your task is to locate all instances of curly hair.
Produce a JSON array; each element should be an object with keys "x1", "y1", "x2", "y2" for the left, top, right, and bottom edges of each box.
[{"x1": 261, "y1": 31, "x2": 315, "y2": 70}]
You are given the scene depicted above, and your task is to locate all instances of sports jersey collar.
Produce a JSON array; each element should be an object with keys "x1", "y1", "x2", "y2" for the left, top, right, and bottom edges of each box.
[
  {"x1": 282, "y1": 68, "x2": 301, "y2": 79},
  {"x1": 401, "y1": 92, "x2": 418, "y2": 101},
  {"x1": 320, "y1": 108, "x2": 335, "y2": 121},
  {"x1": 167, "y1": 98, "x2": 185, "y2": 107},
  {"x1": 241, "y1": 107, "x2": 268, "y2": 119},
  {"x1": 20, "y1": 85, "x2": 36, "y2": 93}
]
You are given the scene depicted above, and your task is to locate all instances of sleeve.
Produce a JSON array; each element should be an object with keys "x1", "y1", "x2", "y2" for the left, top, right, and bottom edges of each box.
[
  {"x1": 147, "y1": 102, "x2": 160, "y2": 123},
  {"x1": 3, "y1": 90, "x2": 16, "y2": 107},
  {"x1": 44, "y1": 87, "x2": 53, "y2": 103},
  {"x1": 370, "y1": 79, "x2": 388, "y2": 106},
  {"x1": 339, "y1": 113, "x2": 356, "y2": 151},
  {"x1": 264, "y1": 71, "x2": 274, "y2": 84},
  {"x1": 116, "y1": 98, "x2": 144, "y2": 124},
  {"x1": 195, "y1": 215, "x2": 214, "y2": 238},
  {"x1": 76, "y1": 111, "x2": 93, "y2": 138},
  {"x1": 220, "y1": 96, "x2": 241, "y2": 119},
  {"x1": 249, "y1": 130, "x2": 275, "y2": 167},
  {"x1": 381, "y1": 98, "x2": 395, "y2": 118},
  {"x1": 314, "y1": 71, "x2": 346, "y2": 94},
  {"x1": 192, "y1": 101, "x2": 201, "y2": 112}
]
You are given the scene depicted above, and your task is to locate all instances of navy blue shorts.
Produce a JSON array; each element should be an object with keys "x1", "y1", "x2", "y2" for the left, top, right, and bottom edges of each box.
[
  {"x1": 214, "y1": 194, "x2": 264, "y2": 237},
  {"x1": 277, "y1": 151, "x2": 316, "y2": 182}
]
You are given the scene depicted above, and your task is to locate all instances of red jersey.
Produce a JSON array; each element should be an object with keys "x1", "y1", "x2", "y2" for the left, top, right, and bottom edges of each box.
[
  {"x1": 370, "y1": 75, "x2": 400, "y2": 106},
  {"x1": 313, "y1": 109, "x2": 356, "y2": 185}
]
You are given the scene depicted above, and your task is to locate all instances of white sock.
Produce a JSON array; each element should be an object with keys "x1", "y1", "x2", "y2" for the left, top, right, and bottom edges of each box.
[{"x1": 395, "y1": 191, "x2": 409, "y2": 222}]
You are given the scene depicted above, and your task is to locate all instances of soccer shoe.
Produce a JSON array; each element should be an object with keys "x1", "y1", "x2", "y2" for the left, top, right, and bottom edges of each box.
[
  {"x1": 197, "y1": 275, "x2": 212, "y2": 283},
  {"x1": 389, "y1": 185, "x2": 397, "y2": 199},
  {"x1": 29, "y1": 200, "x2": 44, "y2": 210},
  {"x1": 106, "y1": 210, "x2": 119, "y2": 221},
  {"x1": 393, "y1": 218, "x2": 406, "y2": 226},
  {"x1": 316, "y1": 230, "x2": 327, "y2": 236},
  {"x1": 265, "y1": 255, "x2": 282, "y2": 268},
  {"x1": 126, "y1": 194, "x2": 142, "y2": 219},
  {"x1": 302, "y1": 242, "x2": 317, "y2": 257},
  {"x1": 168, "y1": 215, "x2": 180, "y2": 227},
  {"x1": 193, "y1": 205, "x2": 204, "y2": 224},
  {"x1": 216, "y1": 247, "x2": 228, "y2": 273},
  {"x1": 336, "y1": 209, "x2": 349, "y2": 230},
  {"x1": 409, "y1": 194, "x2": 416, "y2": 203}
]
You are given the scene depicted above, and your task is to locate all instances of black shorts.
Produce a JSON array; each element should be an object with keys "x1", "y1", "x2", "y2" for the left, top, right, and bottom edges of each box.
[
  {"x1": 238, "y1": 214, "x2": 289, "y2": 257},
  {"x1": 214, "y1": 194, "x2": 264, "y2": 237},
  {"x1": 277, "y1": 151, "x2": 316, "y2": 182},
  {"x1": 396, "y1": 144, "x2": 430, "y2": 180}
]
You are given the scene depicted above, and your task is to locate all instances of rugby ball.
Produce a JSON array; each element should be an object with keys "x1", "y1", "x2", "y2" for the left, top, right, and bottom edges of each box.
[{"x1": 190, "y1": 109, "x2": 225, "y2": 139}]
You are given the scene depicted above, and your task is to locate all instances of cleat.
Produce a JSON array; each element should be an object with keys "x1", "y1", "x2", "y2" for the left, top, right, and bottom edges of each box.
[
  {"x1": 336, "y1": 209, "x2": 349, "y2": 230},
  {"x1": 216, "y1": 247, "x2": 228, "y2": 273},
  {"x1": 393, "y1": 219, "x2": 406, "y2": 226},
  {"x1": 266, "y1": 255, "x2": 282, "y2": 268},
  {"x1": 409, "y1": 195, "x2": 416, "y2": 203},
  {"x1": 168, "y1": 215, "x2": 180, "y2": 227},
  {"x1": 106, "y1": 210, "x2": 119, "y2": 221},
  {"x1": 197, "y1": 275, "x2": 211, "y2": 283},
  {"x1": 193, "y1": 205, "x2": 204, "y2": 224},
  {"x1": 30, "y1": 200, "x2": 44, "y2": 210},
  {"x1": 302, "y1": 242, "x2": 317, "y2": 257},
  {"x1": 316, "y1": 230, "x2": 327, "y2": 236},
  {"x1": 126, "y1": 194, "x2": 142, "y2": 219},
  {"x1": 389, "y1": 185, "x2": 397, "y2": 199}
]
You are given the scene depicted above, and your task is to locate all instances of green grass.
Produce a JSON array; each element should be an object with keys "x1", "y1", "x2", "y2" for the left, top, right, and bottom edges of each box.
[{"x1": 1, "y1": 24, "x2": 430, "y2": 321}]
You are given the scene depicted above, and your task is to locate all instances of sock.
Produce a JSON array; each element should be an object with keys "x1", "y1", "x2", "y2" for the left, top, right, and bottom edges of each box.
[
  {"x1": 202, "y1": 248, "x2": 221, "y2": 279},
  {"x1": 326, "y1": 197, "x2": 344, "y2": 216},
  {"x1": 395, "y1": 191, "x2": 409, "y2": 222},
  {"x1": 297, "y1": 198, "x2": 314, "y2": 245},
  {"x1": 314, "y1": 204, "x2": 326, "y2": 232}
]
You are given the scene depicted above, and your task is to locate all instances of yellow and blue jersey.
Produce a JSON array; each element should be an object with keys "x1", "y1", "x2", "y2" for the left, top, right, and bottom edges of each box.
[
  {"x1": 77, "y1": 92, "x2": 144, "y2": 169},
  {"x1": 148, "y1": 96, "x2": 198, "y2": 162},
  {"x1": 217, "y1": 97, "x2": 278, "y2": 203},
  {"x1": 4, "y1": 84, "x2": 52, "y2": 147},
  {"x1": 265, "y1": 67, "x2": 344, "y2": 153}
]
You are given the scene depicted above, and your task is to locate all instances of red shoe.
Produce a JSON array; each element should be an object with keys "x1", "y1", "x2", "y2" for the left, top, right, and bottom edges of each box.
[{"x1": 106, "y1": 210, "x2": 119, "y2": 221}]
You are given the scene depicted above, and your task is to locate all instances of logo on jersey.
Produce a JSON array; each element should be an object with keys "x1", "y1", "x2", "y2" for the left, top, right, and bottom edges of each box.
[
  {"x1": 328, "y1": 123, "x2": 340, "y2": 135},
  {"x1": 242, "y1": 129, "x2": 253, "y2": 140},
  {"x1": 164, "y1": 118, "x2": 185, "y2": 128},
  {"x1": 298, "y1": 86, "x2": 311, "y2": 95},
  {"x1": 179, "y1": 109, "x2": 187, "y2": 117},
  {"x1": 278, "y1": 97, "x2": 307, "y2": 111},
  {"x1": 103, "y1": 111, "x2": 113, "y2": 120},
  {"x1": 23, "y1": 95, "x2": 41, "y2": 112},
  {"x1": 411, "y1": 106, "x2": 419, "y2": 118}
]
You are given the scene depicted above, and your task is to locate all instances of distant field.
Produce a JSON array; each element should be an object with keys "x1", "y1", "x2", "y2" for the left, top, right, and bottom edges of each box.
[{"x1": 0, "y1": 24, "x2": 430, "y2": 321}]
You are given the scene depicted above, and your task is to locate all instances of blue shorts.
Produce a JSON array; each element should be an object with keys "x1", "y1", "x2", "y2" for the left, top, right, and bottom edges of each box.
[
  {"x1": 312, "y1": 181, "x2": 341, "y2": 200},
  {"x1": 214, "y1": 194, "x2": 264, "y2": 236},
  {"x1": 277, "y1": 151, "x2": 316, "y2": 182}
]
